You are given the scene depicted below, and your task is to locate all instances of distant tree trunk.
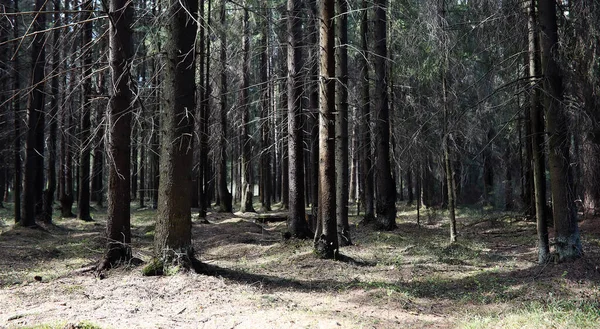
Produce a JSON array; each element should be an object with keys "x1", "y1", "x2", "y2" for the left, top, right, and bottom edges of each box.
[
  {"x1": 217, "y1": 0, "x2": 232, "y2": 212},
  {"x1": 406, "y1": 169, "x2": 414, "y2": 206},
  {"x1": 100, "y1": 0, "x2": 134, "y2": 269},
  {"x1": 287, "y1": 0, "x2": 310, "y2": 238},
  {"x1": 260, "y1": 0, "x2": 272, "y2": 212},
  {"x1": 335, "y1": 0, "x2": 351, "y2": 246},
  {"x1": 239, "y1": 5, "x2": 255, "y2": 213},
  {"x1": 154, "y1": 0, "x2": 198, "y2": 267},
  {"x1": 538, "y1": 0, "x2": 582, "y2": 261},
  {"x1": 359, "y1": 0, "x2": 374, "y2": 222},
  {"x1": 504, "y1": 143, "x2": 513, "y2": 210},
  {"x1": 42, "y1": 2, "x2": 61, "y2": 223},
  {"x1": 92, "y1": 46, "x2": 106, "y2": 208},
  {"x1": 314, "y1": 0, "x2": 338, "y2": 259},
  {"x1": 483, "y1": 128, "x2": 495, "y2": 206},
  {"x1": 131, "y1": 124, "x2": 138, "y2": 202},
  {"x1": 77, "y1": 0, "x2": 94, "y2": 222},
  {"x1": 22, "y1": 0, "x2": 47, "y2": 227},
  {"x1": 373, "y1": 0, "x2": 396, "y2": 230},
  {"x1": 11, "y1": 0, "x2": 22, "y2": 223}
]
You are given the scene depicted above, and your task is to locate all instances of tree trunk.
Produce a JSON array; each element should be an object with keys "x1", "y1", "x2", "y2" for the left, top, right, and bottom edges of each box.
[
  {"x1": 12, "y1": 0, "x2": 21, "y2": 223},
  {"x1": 77, "y1": 0, "x2": 94, "y2": 222},
  {"x1": 239, "y1": 6, "x2": 255, "y2": 213},
  {"x1": 287, "y1": 0, "x2": 311, "y2": 238},
  {"x1": 22, "y1": 0, "x2": 47, "y2": 227},
  {"x1": 216, "y1": 0, "x2": 232, "y2": 212},
  {"x1": 101, "y1": 0, "x2": 134, "y2": 269},
  {"x1": 154, "y1": 0, "x2": 198, "y2": 267},
  {"x1": 373, "y1": 0, "x2": 396, "y2": 230},
  {"x1": 314, "y1": 0, "x2": 338, "y2": 259},
  {"x1": 359, "y1": 0, "x2": 375, "y2": 222},
  {"x1": 335, "y1": 0, "x2": 351, "y2": 246},
  {"x1": 538, "y1": 0, "x2": 582, "y2": 261},
  {"x1": 260, "y1": 0, "x2": 272, "y2": 212}
]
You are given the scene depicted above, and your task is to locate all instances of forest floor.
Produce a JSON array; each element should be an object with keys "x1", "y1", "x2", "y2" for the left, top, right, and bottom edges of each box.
[{"x1": 1, "y1": 203, "x2": 600, "y2": 329}]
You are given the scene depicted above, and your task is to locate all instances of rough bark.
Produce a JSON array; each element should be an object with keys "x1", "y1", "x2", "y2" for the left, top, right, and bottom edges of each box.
[
  {"x1": 314, "y1": 0, "x2": 338, "y2": 259},
  {"x1": 101, "y1": 0, "x2": 134, "y2": 269},
  {"x1": 335, "y1": 0, "x2": 351, "y2": 246},
  {"x1": 538, "y1": 0, "x2": 582, "y2": 261},
  {"x1": 287, "y1": 0, "x2": 311, "y2": 238},
  {"x1": 154, "y1": 0, "x2": 198, "y2": 266}
]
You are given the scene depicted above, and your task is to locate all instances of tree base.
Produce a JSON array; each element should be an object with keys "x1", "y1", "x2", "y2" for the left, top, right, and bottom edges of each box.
[
  {"x1": 143, "y1": 247, "x2": 201, "y2": 276},
  {"x1": 314, "y1": 235, "x2": 339, "y2": 259},
  {"x1": 555, "y1": 234, "x2": 583, "y2": 262}
]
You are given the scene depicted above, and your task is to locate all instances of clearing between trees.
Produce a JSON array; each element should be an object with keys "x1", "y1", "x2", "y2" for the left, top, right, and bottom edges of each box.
[{"x1": 1, "y1": 205, "x2": 599, "y2": 329}]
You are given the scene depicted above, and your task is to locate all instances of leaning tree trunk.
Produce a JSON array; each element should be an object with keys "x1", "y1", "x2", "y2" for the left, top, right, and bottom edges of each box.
[
  {"x1": 22, "y1": 0, "x2": 47, "y2": 227},
  {"x1": 528, "y1": 0, "x2": 549, "y2": 263},
  {"x1": 77, "y1": 0, "x2": 94, "y2": 222},
  {"x1": 154, "y1": 0, "x2": 198, "y2": 268},
  {"x1": 314, "y1": 0, "x2": 338, "y2": 259},
  {"x1": 373, "y1": 0, "x2": 396, "y2": 230},
  {"x1": 335, "y1": 0, "x2": 351, "y2": 246},
  {"x1": 100, "y1": 0, "x2": 134, "y2": 270},
  {"x1": 538, "y1": 0, "x2": 582, "y2": 262}
]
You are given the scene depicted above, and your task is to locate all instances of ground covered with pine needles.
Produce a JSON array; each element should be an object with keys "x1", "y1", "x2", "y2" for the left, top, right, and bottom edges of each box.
[{"x1": 1, "y1": 203, "x2": 599, "y2": 328}]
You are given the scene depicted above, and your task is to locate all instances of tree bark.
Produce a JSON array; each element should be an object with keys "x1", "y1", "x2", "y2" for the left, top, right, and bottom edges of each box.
[
  {"x1": 287, "y1": 0, "x2": 310, "y2": 238},
  {"x1": 373, "y1": 0, "x2": 396, "y2": 230},
  {"x1": 335, "y1": 0, "x2": 351, "y2": 246},
  {"x1": 12, "y1": 0, "x2": 21, "y2": 223},
  {"x1": 538, "y1": 0, "x2": 582, "y2": 261},
  {"x1": 22, "y1": 0, "x2": 47, "y2": 227},
  {"x1": 154, "y1": 0, "x2": 198, "y2": 266},
  {"x1": 314, "y1": 0, "x2": 338, "y2": 259},
  {"x1": 101, "y1": 0, "x2": 134, "y2": 269},
  {"x1": 260, "y1": 0, "x2": 272, "y2": 212}
]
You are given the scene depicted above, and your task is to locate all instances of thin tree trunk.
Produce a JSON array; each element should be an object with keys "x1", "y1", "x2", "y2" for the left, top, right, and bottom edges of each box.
[
  {"x1": 11, "y1": 0, "x2": 22, "y2": 223},
  {"x1": 260, "y1": 0, "x2": 272, "y2": 212},
  {"x1": 240, "y1": 5, "x2": 255, "y2": 213},
  {"x1": 77, "y1": 0, "x2": 94, "y2": 222},
  {"x1": 217, "y1": 0, "x2": 232, "y2": 212},
  {"x1": 335, "y1": 0, "x2": 351, "y2": 246}
]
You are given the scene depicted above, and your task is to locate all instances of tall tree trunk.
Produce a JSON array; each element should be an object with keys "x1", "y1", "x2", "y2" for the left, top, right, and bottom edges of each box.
[
  {"x1": 335, "y1": 0, "x2": 351, "y2": 246},
  {"x1": 373, "y1": 0, "x2": 396, "y2": 230},
  {"x1": 308, "y1": 0, "x2": 319, "y2": 220},
  {"x1": 314, "y1": 0, "x2": 338, "y2": 259},
  {"x1": 154, "y1": 0, "x2": 198, "y2": 267},
  {"x1": 359, "y1": 0, "x2": 374, "y2": 222},
  {"x1": 240, "y1": 5, "x2": 255, "y2": 213},
  {"x1": 217, "y1": 0, "x2": 232, "y2": 212},
  {"x1": 78, "y1": 0, "x2": 94, "y2": 222},
  {"x1": 287, "y1": 0, "x2": 310, "y2": 238},
  {"x1": 11, "y1": 0, "x2": 21, "y2": 222},
  {"x1": 22, "y1": 0, "x2": 47, "y2": 227},
  {"x1": 100, "y1": 0, "x2": 134, "y2": 269},
  {"x1": 42, "y1": 2, "x2": 61, "y2": 223},
  {"x1": 260, "y1": 0, "x2": 272, "y2": 212},
  {"x1": 538, "y1": 0, "x2": 582, "y2": 261}
]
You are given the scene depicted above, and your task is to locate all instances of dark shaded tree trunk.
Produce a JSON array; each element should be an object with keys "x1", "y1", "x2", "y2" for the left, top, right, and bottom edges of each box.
[
  {"x1": 359, "y1": 0, "x2": 375, "y2": 222},
  {"x1": 538, "y1": 0, "x2": 582, "y2": 261},
  {"x1": 308, "y1": 0, "x2": 319, "y2": 220},
  {"x1": 216, "y1": 0, "x2": 232, "y2": 213},
  {"x1": 22, "y1": 0, "x2": 47, "y2": 227},
  {"x1": 154, "y1": 0, "x2": 199, "y2": 267},
  {"x1": 314, "y1": 0, "x2": 338, "y2": 259},
  {"x1": 406, "y1": 169, "x2": 414, "y2": 206},
  {"x1": 77, "y1": 0, "x2": 94, "y2": 222},
  {"x1": 335, "y1": 0, "x2": 351, "y2": 246},
  {"x1": 259, "y1": 0, "x2": 272, "y2": 212},
  {"x1": 12, "y1": 0, "x2": 21, "y2": 223},
  {"x1": 287, "y1": 0, "x2": 310, "y2": 238},
  {"x1": 100, "y1": 0, "x2": 134, "y2": 269},
  {"x1": 373, "y1": 0, "x2": 396, "y2": 230}
]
